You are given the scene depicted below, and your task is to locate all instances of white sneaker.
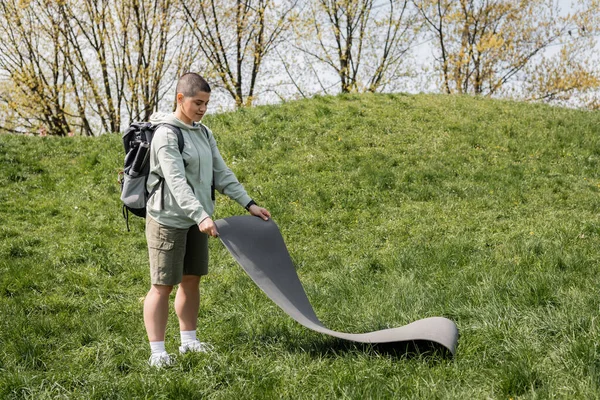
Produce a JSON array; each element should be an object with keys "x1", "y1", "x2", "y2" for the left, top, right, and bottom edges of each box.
[
  {"x1": 179, "y1": 340, "x2": 214, "y2": 354},
  {"x1": 148, "y1": 351, "x2": 173, "y2": 368}
]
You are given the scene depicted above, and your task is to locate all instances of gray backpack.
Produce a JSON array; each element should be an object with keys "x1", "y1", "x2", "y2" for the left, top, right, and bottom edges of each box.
[{"x1": 119, "y1": 122, "x2": 184, "y2": 231}]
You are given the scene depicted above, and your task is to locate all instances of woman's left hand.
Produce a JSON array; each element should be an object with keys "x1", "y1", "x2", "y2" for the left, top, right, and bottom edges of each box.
[{"x1": 248, "y1": 205, "x2": 271, "y2": 221}]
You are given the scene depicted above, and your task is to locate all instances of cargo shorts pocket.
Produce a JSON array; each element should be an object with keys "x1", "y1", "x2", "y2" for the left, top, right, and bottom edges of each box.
[
  {"x1": 147, "y1": 236, "x2": 185, "y2": 285},
  {"x1": 147, "y1": 239, "x2": 175, "y2": 251}
]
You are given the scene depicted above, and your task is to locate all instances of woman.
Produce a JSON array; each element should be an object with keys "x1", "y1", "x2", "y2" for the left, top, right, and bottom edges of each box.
[{"x1": 144, "y1": 72, "x2": 270, "y2": 367}]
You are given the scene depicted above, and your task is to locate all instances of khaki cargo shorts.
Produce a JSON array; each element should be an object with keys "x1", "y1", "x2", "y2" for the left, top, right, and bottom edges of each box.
[{"x1": 146, "y1": 216, "x2": 209, "y2": 285}]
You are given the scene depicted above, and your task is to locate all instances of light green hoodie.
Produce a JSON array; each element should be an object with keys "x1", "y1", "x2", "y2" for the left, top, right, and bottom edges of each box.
[{"x1": 146, "y1": 112, "x2": 252, "y2": 229}]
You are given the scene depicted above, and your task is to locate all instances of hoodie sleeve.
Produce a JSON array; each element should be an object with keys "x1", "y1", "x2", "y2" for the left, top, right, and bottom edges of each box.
[
  {"x1": 208, "y1": 128, "x2": 253, "y2": 208},
  {"x1": 153, "y1": 127, "x2": 210, "y2": 224}
]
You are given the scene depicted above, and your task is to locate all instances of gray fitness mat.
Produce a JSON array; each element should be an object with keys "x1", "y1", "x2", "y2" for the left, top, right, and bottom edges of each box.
[{"x1": 215, "y1": 216, "x2": 459, "y2": 355}]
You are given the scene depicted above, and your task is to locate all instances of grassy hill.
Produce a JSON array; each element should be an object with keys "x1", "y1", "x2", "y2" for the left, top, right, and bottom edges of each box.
[{"x1": 1, "y1": 93, "x2": 599, "y2": 398}]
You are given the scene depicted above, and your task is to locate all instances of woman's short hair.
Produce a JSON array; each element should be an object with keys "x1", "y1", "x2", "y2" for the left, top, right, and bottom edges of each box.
[{"x1": 176, "y1": 73, "x2": 211, "y2": 98}]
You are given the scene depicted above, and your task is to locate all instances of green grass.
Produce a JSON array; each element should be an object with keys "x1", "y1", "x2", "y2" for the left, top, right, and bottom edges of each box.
[{"x1": 1, "y1": 93, "x2": 600, "y2": 398}]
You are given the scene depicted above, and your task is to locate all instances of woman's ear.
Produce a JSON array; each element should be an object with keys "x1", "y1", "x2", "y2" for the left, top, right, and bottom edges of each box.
[{"x1": 176, "y1": 92, "x2": 185, "y2": 104}]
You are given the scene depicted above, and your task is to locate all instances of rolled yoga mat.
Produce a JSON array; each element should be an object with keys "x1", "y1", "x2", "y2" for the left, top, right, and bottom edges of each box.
[{"x1": 214, "y1": 215, "x2": 459, "y2": 355}]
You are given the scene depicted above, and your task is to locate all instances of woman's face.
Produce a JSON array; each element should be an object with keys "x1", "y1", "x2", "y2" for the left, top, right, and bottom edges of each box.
[{"x1": 179, "y1": 91, "x2": 210, "y2": 124}]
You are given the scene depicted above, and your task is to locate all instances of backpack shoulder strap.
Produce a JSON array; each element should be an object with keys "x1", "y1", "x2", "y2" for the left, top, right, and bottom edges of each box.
[{"x1": 156, "y1": 123, "x2": 184, "y2": 154}]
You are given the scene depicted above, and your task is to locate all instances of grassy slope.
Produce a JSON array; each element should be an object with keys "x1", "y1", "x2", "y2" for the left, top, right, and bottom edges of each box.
[{"x1": 1, "y1": 93, "x2": 599, "y2": 399}]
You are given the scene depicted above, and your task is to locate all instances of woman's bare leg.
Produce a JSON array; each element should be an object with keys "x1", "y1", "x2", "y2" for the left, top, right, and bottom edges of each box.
[
  {"x1": 175, "y1": 275, "x2": 201, "y2": 331},
  {"x1": 143, "y1": 284, "x2": 173, "y2": 342}
]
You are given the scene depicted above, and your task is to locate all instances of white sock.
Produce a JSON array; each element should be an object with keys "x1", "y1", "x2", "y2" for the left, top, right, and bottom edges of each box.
[
  {"x1": 149, "y1": 341, "x2": 166, "y2": 355},
  {"x1": 180, "y1": 330, "x2": 197, "y2": 346}
]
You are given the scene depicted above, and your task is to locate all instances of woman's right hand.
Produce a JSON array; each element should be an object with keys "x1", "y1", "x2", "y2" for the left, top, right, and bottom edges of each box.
[{"x1": 199, "y1": 218, "x2": 219, "y2": 237}]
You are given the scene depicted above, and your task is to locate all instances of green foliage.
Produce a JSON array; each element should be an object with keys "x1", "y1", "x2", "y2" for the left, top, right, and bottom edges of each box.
[{"x1": 1, "y1": 93, "x2": 599, "y2": 398}]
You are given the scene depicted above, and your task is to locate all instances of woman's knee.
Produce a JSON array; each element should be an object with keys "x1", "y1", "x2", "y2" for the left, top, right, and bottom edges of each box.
[
  {"x1": 149, "y1": 284, "x2": 173, "y2": 297},
  {"x1": 179, "y1": 275, "x2": 201, "y2": 290}
]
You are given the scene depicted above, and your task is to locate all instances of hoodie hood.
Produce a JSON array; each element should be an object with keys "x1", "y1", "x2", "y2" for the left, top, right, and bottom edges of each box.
[{"x1": 149, "y1": 112, "x2": 204, "y2": 132}]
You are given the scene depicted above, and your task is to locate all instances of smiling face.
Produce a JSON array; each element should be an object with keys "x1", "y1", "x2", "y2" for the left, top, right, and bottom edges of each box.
[{"x1": 175, "y1": 90, "x2": 210, "y2": 125}]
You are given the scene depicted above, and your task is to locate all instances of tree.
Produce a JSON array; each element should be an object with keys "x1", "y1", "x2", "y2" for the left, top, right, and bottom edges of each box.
[
  {"x1": 61, "y1": 0, "x2": 192, "y2": 127},
  {"x1": 412, "y1": 0, "x2": 600, "y2": 103},
  {"x1": 57, "y1": 0, "x2": 120, "y2": 136},
  {"x1": 0, "y1": 0, "x2": 73, "y2": 136},
  {"x1": 180, "y1": 0, "x2": 297, "y2": 107},
  {"x1": 119, "y1": 0, "x2": 193, "y2": 121},
  {"x1": 292, "y1": 0, "x2": 420, "y2": 94},
  {"x1": 0, "y1": 0, "x2": 193, "y2": 135},
  {"x1": 523, "y1": 0, "x2": 600, "y2": 107}
]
